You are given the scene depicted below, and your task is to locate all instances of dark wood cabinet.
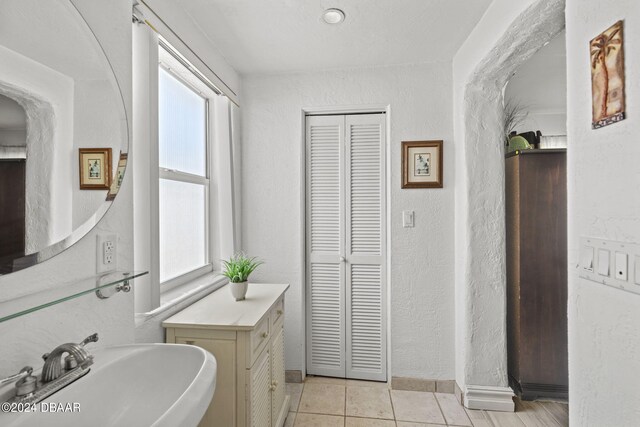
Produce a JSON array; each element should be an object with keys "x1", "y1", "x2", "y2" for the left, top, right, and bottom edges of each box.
[
  {"x1": 0, "y1": 160, "x2": 26, "y2": 273},
  {"x1": 505, "y1": 149, "x2": 568, "y2": 400}
]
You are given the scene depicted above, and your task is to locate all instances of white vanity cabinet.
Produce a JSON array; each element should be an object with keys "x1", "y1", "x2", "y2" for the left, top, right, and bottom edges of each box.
[{"x1": 163, "y1": 283, "x2": 290, "y2": 427}]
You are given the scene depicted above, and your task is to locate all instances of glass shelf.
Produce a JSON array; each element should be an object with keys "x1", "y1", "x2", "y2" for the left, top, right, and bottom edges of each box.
[{"x1": 0, "y1": 271, "x2": 148, "y2": 323}]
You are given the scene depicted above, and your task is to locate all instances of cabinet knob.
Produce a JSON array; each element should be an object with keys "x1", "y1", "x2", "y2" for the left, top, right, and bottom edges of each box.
[
  {"x1": 261, "y1": 332, "x2": 268, "y2": 339},
  {"x1": 276, "y1": 310, "x2": 283, "y2": 315},
  {"x1": 185, "y1": 340, "x2": 195, "y2": 345},
  {"x1": 269, "y1": 384, "x2": 276, "y2": 391},
  {"x1": 272, "y1": 380, "x2": 278, "y2": 387}
]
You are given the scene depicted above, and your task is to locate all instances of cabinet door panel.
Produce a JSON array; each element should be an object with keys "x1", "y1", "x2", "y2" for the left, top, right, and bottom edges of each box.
[
  {"x1": 271, "y1": 327, "x2": 286, "y2": 426},
  {"x1": 250, "y1": 347, "x2": 271, "y2": 427},
  {"x1": 176, "y1": 337, "x2": 236, "y2": 427}
]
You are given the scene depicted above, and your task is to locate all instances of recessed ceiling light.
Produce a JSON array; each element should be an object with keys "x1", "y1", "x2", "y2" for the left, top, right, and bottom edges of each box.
[{"x1": 322, "y1": 8, "x2": 345, "y2": 25}]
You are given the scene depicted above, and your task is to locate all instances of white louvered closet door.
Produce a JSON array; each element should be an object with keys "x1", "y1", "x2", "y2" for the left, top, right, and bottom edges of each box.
[
  {"x1": 345, "y1": 114, "x2": 386, "y2": 381},
  {"x1": 306, "y1": 115, "x2": 346, "y2": 378},
  {"x1": 306, "y1": 113, "x2": 386, "y2": 381}
]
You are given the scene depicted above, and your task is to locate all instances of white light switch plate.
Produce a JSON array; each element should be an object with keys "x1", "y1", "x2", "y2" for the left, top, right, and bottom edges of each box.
[
  {"x1": 402, "y1": 210, "x2": 415, "y2": 228},
  {"x1": 579, "y1": 237, "x2": 640, "y2": 295},
  {"x1": 97, "y1": 234, "x2": 117, "y2": 274}
]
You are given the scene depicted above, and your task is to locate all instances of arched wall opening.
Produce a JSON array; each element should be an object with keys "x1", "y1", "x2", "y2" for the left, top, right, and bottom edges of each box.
[
  {"x1": 454, "y1": 0, "x2": 566, "y2": 410},
  {"x1": 0, "y1": 82, "x2": 57, "y2": 254},
  {"x1": 0, "y1": 43, "x2": 76, "y2": 255}
]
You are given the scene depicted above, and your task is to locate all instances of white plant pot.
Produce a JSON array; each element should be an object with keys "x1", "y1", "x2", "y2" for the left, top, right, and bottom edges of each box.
[{"x1": 230, "y1": 281, "x2": 248, "y2": 301}]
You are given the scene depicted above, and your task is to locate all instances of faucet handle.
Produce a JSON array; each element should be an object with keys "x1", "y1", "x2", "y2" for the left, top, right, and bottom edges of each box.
[
  {"x1": 0, "y1": 366, "x2": 33, "y2": 386},
  {"x1": 79, "y1": 333, "x2": 99, "y2": 347}
]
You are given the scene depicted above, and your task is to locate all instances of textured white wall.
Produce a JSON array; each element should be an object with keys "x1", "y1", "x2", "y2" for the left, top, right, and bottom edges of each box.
[
  {"x1": 0, "y1": 0, "x2": 133, "y2": 380},
  {"x1": 242, "y1": 63, "x2": 455, "y2": 380},
  {"x1": 452, "y1": 0, "x2": 563, "y2": 392},
  {"x1": 566, "y1": 1, "x2": 640, "y2": 425},
  {"x1": 72, "y1": 79, "x2": 123, "y2": 229}
]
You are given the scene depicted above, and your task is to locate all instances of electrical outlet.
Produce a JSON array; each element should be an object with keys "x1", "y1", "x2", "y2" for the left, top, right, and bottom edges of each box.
[
  {"x1": 97, "y1": 234, "x2": 117, "y2": 273},
  {"x1": 104, "y1": 240, "x2": 114, "y2": 264}
]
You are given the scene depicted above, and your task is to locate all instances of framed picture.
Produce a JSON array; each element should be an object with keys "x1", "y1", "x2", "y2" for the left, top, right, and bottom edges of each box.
[
  {"x1": 79, "y1": 148, "x2": 111, "y2": 190},
  {"x1": 401, "y1": 140, "x2": 443, "y2": 188},
  {"x1": 590, "y1": 20, "x2": 626, "y2": 129},
  {"x1": 106, "y1": 152, "x2": 127, "y2": 201}
]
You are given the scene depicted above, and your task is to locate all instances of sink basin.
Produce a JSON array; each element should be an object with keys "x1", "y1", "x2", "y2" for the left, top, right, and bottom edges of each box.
[{"x1": 2, "y1": 344, "x2": 216, "y2": 427}]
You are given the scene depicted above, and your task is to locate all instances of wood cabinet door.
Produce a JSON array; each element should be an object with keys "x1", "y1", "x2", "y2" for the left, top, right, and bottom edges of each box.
[
  {"x1": 0, "y1": 160, "x2": 26, "y2": 270},
  {"x1": 176, "y1": 337, "x2": 236, "y2": 427},
  {"x1": 271, "y1": 326, "x2": 286, "y2": 426},
  {"x1": 250, "y1": 347, "x2": 271, "y2": 427}
]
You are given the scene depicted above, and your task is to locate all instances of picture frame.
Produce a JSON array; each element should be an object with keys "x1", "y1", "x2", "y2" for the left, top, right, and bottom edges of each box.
[
  {"x1": 401, "y1": 140, "x2": 443, "y2": 188},
  {"x1": 590, "y1": 20, "x2": 626, "y2": 129},
  {"x1": 106, "y1": 152, "x2": 127, "y2": 201},
  {"x1": 79, "y1": 148, "x2": 111, "y2": 190}
]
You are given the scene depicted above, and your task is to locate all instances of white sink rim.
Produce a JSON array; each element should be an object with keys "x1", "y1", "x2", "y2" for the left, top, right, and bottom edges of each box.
[
  {"x1": 0, "y1": 343, "x2": 216, "y2": 427},
  {"x1": 99, "y1": 343, "x2": 216, "y2": 427}
]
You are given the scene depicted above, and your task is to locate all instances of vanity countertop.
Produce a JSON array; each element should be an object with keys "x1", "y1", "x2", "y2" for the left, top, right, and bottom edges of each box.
[{"x1": 162, "y1": 283, "x2": 289, "y2": 331}]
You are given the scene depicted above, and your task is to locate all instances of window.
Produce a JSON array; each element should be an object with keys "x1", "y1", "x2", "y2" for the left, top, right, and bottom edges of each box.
[
  {"x1": 133, "y1": 28, "x2": 238, "y2": 314},
  {"x1": 158, "y1": 60, "x2": 210, "y2": 285}
]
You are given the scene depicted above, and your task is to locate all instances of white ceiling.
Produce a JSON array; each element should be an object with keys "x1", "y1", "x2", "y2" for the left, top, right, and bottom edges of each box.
[{"x1": 175, "y1": 0, "x2": 493, "y2": 75}]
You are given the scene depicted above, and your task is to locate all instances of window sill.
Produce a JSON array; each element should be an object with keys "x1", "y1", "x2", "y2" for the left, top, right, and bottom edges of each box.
[{"x1": 135, "y1": 272, "x2": 227, "y2": 326}]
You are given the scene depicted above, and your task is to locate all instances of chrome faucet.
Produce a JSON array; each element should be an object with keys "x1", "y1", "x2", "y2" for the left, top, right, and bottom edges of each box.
[
  {"x1": 1, "y1": 333, "x2": 98, "y2": 405},
  {"x1": 41, "y1": 333, "x2": 98, "y2": 382}
]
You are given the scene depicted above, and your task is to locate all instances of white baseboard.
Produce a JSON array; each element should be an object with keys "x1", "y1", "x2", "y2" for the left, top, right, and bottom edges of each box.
[{"x1": 464, "y1": 385, "x2": 515, "y2": 412}]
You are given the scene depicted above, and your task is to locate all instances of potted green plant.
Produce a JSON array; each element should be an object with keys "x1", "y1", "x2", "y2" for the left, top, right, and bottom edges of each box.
[
  {"x1": 503, "y1": 100, "x2": 528, "y2": 146},
  {"x1": 221, "y1": 253, "x2": 263, "y2": 301}
]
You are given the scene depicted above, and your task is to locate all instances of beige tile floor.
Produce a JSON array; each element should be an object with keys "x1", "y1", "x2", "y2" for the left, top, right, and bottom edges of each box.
[{"x1": 285, "y1": 377, "x2": 568, "y2": 427}]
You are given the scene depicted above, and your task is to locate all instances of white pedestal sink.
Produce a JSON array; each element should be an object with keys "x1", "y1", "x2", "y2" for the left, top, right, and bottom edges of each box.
[{"x1": 1, "y1": 344, "x2": 216, "y2": 427}]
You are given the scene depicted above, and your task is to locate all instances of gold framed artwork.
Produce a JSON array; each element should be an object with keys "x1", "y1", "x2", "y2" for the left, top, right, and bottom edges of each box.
[
  {"x1": 590, "y1": 20, "x2": 626, "y2": 129},
  {"x1": 106, "y1": 152, "x2": 127, "y2": 201},
  {"x1": 79, "y1": 148, "x2": 111, "y2": 190},
  {"x1": 401, "y1": 140, "x2": 443, "y2": 188}
]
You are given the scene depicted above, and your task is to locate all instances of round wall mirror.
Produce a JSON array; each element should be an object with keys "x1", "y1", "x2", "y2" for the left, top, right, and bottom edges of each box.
[{"x1": 0, "y1": 0, "x2": 128, "y2": 275}]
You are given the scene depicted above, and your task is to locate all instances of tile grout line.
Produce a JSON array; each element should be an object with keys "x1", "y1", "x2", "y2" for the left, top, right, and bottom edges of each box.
[
  {"x1": 433, "y1": 392, "x2": 451, "y2": 426},
  {"x1": 344, "y1": 384, "x2": 347, "y2": 425},
  {"x1": 388, "y1": 388, "x2": 397, "y2": 422}
]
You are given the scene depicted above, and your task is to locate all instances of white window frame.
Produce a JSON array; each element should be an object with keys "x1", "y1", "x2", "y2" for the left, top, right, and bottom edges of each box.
[
  {"x1": 157, "y1": 47, "x2": 217, "y2": 292},
  {"x1": 133, "y1": 26, "x2": 238, "y2": 317}
]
